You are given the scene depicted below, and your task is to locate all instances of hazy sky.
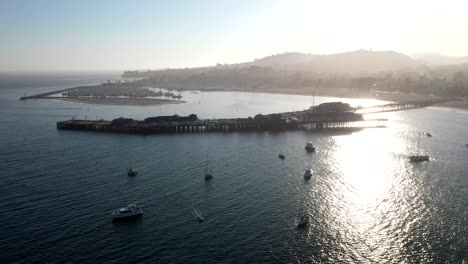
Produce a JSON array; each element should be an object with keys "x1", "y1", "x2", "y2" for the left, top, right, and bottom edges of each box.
[{"x1": 1, "y1": 0, "x2": 468, "y2": 71}]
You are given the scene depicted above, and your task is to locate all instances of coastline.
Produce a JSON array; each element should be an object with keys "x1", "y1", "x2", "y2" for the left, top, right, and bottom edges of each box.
[
  {"x1": 22, "y1": 84, "x2": 468, "y2": 111},
  {"x1": 191, "y1": 87, "x2": 468, "y2": 111}
]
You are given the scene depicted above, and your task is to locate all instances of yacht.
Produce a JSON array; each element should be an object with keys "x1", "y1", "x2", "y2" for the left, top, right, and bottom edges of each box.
[
  {"x1": 278, "y1": 153, "x2": 285, "y2": 159},
  {"x1": 304, "y1": 169, "x2": 313, "y2": 180},
  {"x1": 112, "y1": 203, "x2": 143, "y2": 220},
  {"x1": 305, "y1": 142, "x2": 315, "y2": 152},
  {"x1": 409, "y1": 132, "x2": 430, "y2": 162},
  {"x1": 127, "y1": 167, "x2": 138, "y2": 176}
]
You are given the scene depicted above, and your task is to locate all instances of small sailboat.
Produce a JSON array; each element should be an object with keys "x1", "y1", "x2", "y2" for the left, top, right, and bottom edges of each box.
[
  {"x1": 127, "y1": 154, "x2": 138, "y2": 176},
  {"x1": 409, "y1": 132, "x2": 429, "y2": 162},
  {"x1": 278, "y1": 153, "x2": 285, "y2": 159},
  {"x1": 297, "y1": 199, "x2": 309, "y2": 228},
  {"x1": 127, "y1": 156, "x2": 138, "y2": 176},
  {"x1": 204, "y1": 164, "x2": 214, "y2": 180},
  {"x1": 305, "y1": 142, "x2": 315, "y2": 152},
  {"x1": 304, "y1": 169, "x2": 313, "y2": 180}
]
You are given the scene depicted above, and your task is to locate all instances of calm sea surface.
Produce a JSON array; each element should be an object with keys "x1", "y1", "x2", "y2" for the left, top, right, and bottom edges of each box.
[{"x1": 0, "y1": 73, "x2": 467, "y2": 263}]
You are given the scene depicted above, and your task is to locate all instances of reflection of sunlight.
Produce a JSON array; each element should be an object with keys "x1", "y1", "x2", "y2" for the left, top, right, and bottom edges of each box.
[
  {"x1": 330, "y1": 128, "x2": 405, "y2": 255},
  {"x1": 335, "y1": 129, "x2": 399, "y2": 204}
]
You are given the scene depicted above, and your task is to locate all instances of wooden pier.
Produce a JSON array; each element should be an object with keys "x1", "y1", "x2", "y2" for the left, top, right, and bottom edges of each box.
[
  {"x1": 57, "y1": 103, "x2": 387, "y2": 135},
  {"x1": 56, "y1": 99, "x2": 450, "y2": 135}
]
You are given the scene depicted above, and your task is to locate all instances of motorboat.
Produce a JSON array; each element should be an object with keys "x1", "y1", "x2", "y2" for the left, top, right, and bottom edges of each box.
[
  {"x1": 305, "y1": 142, "x2": 315, "y2": 152},
  {"x1": 278, "y1": 153, "x2": 285, "y2": 159},
  {"x1": 112, "y1": 203, "x2": 143, "y2": 220},
  {"x1": 304, "y1": 169, "x2": 313, "y2": 179}
]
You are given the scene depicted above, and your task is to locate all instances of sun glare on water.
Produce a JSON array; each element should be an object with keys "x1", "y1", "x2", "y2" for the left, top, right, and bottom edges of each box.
[{"x1": 324, "y1": 127, "x2": 409, "y2": 259}]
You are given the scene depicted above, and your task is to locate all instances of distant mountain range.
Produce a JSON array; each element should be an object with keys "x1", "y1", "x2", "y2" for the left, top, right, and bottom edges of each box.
[
  {"x1": 125, "y1": 50, "x2": 468, "y2": 79},
  {"x1": 236, "y1": 50, "x2": 419, "y2": 74},
  {"x1": 122, "y1": 49, "x2": 468, "y2": 97}
]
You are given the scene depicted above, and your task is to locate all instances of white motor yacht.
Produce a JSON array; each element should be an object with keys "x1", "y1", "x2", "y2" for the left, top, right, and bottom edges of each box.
[{"x1": 112, "y1": 203, "x2": 143, "y2": 220}]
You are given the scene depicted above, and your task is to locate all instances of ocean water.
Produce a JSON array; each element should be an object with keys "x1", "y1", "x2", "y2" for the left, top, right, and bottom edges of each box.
[{"x1": 0, "y1": 73, "x2": 467, "y2": 263}]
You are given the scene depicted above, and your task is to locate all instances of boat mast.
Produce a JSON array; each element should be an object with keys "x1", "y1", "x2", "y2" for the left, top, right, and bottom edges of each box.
[
  {"x1": 312, "y1": 91, "x2": 315, "y2": 108},
  {"x1": 417, "y1": 132, "x2": 421, "y2": 156},
  {"x1": 298, "y1": 198, "x2": 303, "y2": 218}
]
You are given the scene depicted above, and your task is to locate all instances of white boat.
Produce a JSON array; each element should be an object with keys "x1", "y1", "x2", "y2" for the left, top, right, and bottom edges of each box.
[
  {"x1": 305, "y1": 142, "x2": 315, "y2": 152},
  {"x1": 112, "y1": 203, "x2": 143, "y2": 220},
  {"x1": 409, "y1": 132, "x2": 430, "y2": 162},
  {"x1": 304, "y1": 169, "x2": 313, "y2": 179}
]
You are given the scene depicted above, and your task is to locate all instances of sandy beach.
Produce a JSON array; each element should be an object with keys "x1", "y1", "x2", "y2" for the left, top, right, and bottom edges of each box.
[{"x1": 53, "y1": 97, "x2": 185, "y2": 106}]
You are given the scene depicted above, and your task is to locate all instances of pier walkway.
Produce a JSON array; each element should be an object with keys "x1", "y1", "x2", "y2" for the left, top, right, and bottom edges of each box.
[{"x1": 356, "y1": 99, "x2": 449, "y2": 114}]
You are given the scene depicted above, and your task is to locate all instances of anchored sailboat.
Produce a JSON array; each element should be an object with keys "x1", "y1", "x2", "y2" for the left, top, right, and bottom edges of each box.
[
  {"x1": 409, "y1": 132, "x2": 429, "y2": 162},
  {"x1": 127, "y1": 153, "x2": 138, "y2": 176}
]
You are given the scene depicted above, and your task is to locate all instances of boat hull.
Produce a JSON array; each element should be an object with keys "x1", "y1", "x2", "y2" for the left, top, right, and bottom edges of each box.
[
  {"x1": 112, "y1": 210, "x2": 143, "y2": 221},
  {"x1": 409, "y1": 155, "x2": 429, "y2": 162},
  {"x1": 305, "y1": 147, "x2": 315, "y2": 152},
  {"x1": 297, "y1": 217, "x2": 309, "y2": 227}
]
